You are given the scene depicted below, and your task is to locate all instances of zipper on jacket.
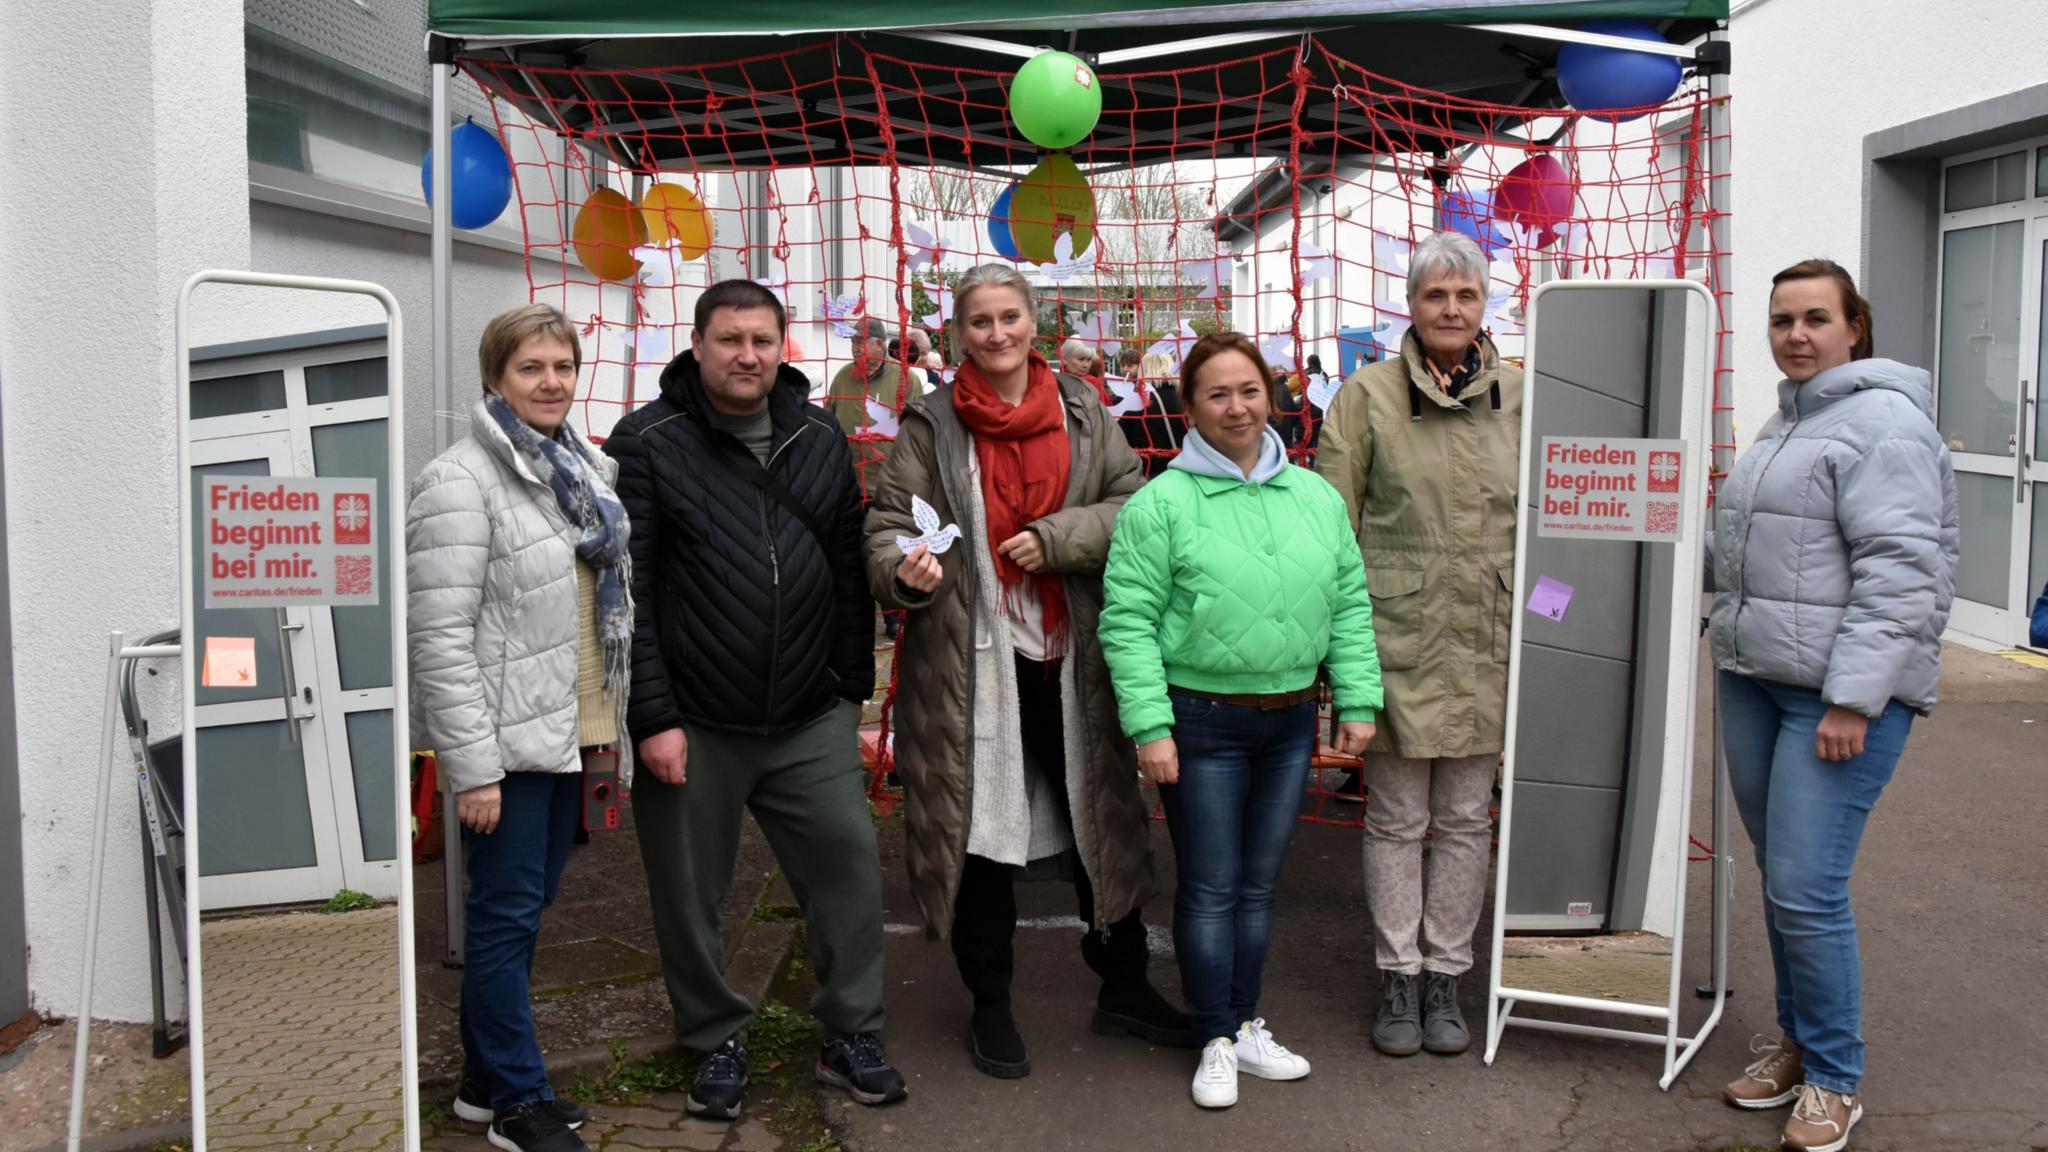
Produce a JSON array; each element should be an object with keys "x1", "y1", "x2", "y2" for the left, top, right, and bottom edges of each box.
[
  {"x1": 758, "y1": 423, "x2": 806, "y2": 717},
  {"x1": 1728, "y1": 414, "x2": 1798, "y2": 665}
]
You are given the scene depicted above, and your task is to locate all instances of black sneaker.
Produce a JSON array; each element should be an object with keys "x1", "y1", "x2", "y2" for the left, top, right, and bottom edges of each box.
[
  {"x1": 816, "y1": 1032, "x2": 908, "y2": 1105},
  {"x1": 1421, "y1": 971, "x2": 1470, "y2": 1055},
  {"x1": 454, "y1": 1073, "x2": 587, "y2": 1129},
  {"x1": 1372, "y1": 970, "x2": 1423, "y2": 1057},
  {"x1": 687, "y1": 1036, "x2": 749, "y2": 1120},
  {"x1": 487, "y1": 1100, "x2": 587, "y2": 1152}
]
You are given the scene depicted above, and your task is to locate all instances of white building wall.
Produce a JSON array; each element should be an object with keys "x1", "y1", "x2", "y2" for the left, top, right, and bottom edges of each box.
[
  {"x1": 1, "y1": 0, "x2": 251, "y2": 1022},
  {"x1": 1729, "y1": 0, "x2": 2048, "y2": 451}
]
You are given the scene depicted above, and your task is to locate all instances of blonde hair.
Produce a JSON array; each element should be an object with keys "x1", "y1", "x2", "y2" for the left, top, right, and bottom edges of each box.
[
  {"x1": 950, "y1": 263, "x2": 1036, "y2": 346},
  {"x1": 478, "y1": 303, "x2": 581, "y2": 393},
  {"x1": 1139, "y1": 351, "x2": 1175, "y2": 381}
]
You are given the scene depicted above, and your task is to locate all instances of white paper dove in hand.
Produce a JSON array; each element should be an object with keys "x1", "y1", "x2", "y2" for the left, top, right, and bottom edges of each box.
[{"x1": 895, "y1": 494, "x2": 962, "y2": 556}]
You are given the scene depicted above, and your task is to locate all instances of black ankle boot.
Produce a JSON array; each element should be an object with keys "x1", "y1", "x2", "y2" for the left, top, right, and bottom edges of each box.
[
  {"x1": 967, "y1": 1000, "x2": 1030, "y2": 1078},
  {"x1": 1082, "y1": 915, "x2": 1204, "y2": 1049}
]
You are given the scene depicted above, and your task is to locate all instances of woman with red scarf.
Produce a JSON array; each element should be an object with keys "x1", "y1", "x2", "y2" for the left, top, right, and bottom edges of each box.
[{"x1": 865, "y1": 264, "x2": 1198, "y2": 1080}]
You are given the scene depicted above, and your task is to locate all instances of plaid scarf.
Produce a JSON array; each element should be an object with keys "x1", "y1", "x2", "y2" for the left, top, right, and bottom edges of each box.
[{"x1": 485, "y1": 395, "x2": 634, "y2": 707}]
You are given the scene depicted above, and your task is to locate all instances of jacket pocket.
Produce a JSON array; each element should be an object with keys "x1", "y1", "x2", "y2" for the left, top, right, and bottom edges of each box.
[
  {"x1": 1492, "y1": 565, "x2": 1515, "y2": 662},
  {"x1": 1365, "y1": 565, "x2": 1425, "y2": 670}
]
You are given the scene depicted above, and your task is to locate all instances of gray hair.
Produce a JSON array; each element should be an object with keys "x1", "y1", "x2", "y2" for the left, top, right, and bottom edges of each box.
[
  {"x1": 1059, "y1": 337, "x2": 1094, "y2": 372},
  {"x1": 1406, "y1": 232, "x2": 1488, "y2": 301},
  {"x1": 951, "y1": 263, "x2": 1035, "y2": 344}
]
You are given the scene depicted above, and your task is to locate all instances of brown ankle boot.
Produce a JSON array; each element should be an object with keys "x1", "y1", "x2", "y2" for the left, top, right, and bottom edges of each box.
[
  {"x1": 1723, "y1": 1035, "x2": 1802, "y2": 1108},
  {"x1": 1782, "y1": 1084, "x2": 1862, "y2": 1152}
]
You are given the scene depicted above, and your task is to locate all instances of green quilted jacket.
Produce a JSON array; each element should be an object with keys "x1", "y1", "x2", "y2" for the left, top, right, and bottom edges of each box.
[{"x1": 1100, "y1": 463, "x2": 1383, "y2": 745}]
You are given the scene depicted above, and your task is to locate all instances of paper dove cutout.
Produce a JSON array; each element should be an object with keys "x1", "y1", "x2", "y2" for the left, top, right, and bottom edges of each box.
[
  {"x1": 620, "y1": 325, "x2": 670, "y2": 358},
  {"x1": 863, "y1": 398, "x2": 900, "y2": 438},
  {"x1": 1371, "y1": 233, "x2": 1412, "y2": 279},
  {"x1": 819, "y1": 290, "x2": 862, "y2": 338},
  {"x1": 1306, "y1": 372, "x2": 1340, "y2": 411},
  {"x1": 1373, "y1": 298, "x2": 1413, "y2": 350},
  {"x1": 1298, "y1": 242, "x2": 1335, "y2": 284},
  {"x1": 753, "y1": 277, "x2": 790, "y2": 306},
  {"x1": 1103, "y1": 374, "x2": 1145, "y2": 417},
  {"x1": 1258, "y1": 331, "x2": 1296, "y2": 373},
  {"x1": 1141, "y1": 319, "x2": 1199, "y2": 366},
  {"x1": 904, "y1": 221, "x2": 945, "y2": 272},
  {"x1": 919, "y1": 282, "x2": 955, "y2": 329},
  {"x1": 1067, "y1": 311, "x2": 1122, "y2": 357},
  {"x1": 1180, "y1": 255, "x2": 1233, "y2": 300},
  {"x1": 1035, "y1": 232, "x2": 1096, "y2": 284},
  {"x1": 895, "y1": 494, "x2": 962, "y2": 556},
  {"x1": 633, "y1": 242, "x2": 681, "y2": 287}
]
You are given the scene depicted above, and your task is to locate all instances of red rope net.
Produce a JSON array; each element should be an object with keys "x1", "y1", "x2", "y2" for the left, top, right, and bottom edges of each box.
[{"x1": 466, "y1": 34, "x2": 1728, "y2": 831}]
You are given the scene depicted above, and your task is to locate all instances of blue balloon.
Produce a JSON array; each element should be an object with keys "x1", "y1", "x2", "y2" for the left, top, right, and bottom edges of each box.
[
  {"x1": 987, "y1": 183, "x2": 1021, "y2": 260},
  {"x1": 1556, "y1": 21, "x2": 1684, "y2": 123},
  {"x1": 1440, "y1": 189, "x2": 1507, "y2": 261},
  {"x1": 421, "y1": 118, "x2": 513, "y2": 230}
]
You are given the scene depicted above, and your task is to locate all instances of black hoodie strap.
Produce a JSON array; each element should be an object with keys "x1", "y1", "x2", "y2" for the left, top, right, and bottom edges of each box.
[{"x1": 706, "y1": 428, "x2": 829, "y2": 552}]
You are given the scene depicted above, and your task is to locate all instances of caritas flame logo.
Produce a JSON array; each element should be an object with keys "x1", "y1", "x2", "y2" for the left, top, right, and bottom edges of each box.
[
  {"x1": 334, "y1": 493, "x2": 372, "y2": 545},
  {"x1": 1646, "y1": 451, "x2": 1680, "y2": 494}
]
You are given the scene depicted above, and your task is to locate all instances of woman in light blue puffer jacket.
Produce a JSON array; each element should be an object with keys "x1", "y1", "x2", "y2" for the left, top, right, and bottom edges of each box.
[{"x1": 1709, "y1": 260, "x2": 1958, "y2": 1152}]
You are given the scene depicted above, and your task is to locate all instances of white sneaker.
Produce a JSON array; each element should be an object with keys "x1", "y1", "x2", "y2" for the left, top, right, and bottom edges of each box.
[
  {"x1": 1191, "y1": 1037, "x2": 1237, "y2": 1108},
  {"x1": 1234, "y1": 1018, "x2": 1311, "y2": 1081}
]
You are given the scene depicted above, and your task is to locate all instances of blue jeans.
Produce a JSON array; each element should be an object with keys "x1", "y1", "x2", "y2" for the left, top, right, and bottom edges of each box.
[
  {"x1": 1156, "y1": 691, "x2": 1316, "y2": 1042},
  {"x1": 460, "y1": 770, "x2": 582, "y2": 1110},
  {"x1": 1718, "y1": 672, "x2": 1913, "y2": 1094}
]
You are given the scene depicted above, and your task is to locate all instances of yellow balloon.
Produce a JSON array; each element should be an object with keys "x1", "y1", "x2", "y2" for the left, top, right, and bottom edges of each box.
[
  {"x1": 1009, "y1": 152, "x2": 1096, "y2": 264},
  {"x1": 571, "y1": 187, "x2": 648, "y2": 282},
  {"x1": 638, "y1": 182, "x2": 714, "y2": 261}
]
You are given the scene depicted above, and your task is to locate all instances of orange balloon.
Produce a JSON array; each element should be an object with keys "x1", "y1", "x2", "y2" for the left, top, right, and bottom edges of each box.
[
  {"x1": 572, "y1": 187, "x2": 648, "y2": 282},
  {"x1": 638, "y1": 182, "x2": 714, "y2": 261}
]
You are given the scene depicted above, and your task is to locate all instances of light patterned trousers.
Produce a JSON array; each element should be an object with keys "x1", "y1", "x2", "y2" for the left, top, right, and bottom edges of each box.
[{"x1": 1362, "y1": 752, "x2": 1497, "y2": 976}]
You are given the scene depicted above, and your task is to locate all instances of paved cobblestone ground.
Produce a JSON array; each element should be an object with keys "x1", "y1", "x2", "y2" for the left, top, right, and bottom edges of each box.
[{"x1": 199, "y1": 906, "x2": 405, "y2": 1150}]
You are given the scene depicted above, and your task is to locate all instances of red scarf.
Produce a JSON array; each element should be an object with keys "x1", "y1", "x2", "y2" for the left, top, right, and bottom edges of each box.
[{"x1": 952, "y1": 351, "x2": 1071, "y2": 657}]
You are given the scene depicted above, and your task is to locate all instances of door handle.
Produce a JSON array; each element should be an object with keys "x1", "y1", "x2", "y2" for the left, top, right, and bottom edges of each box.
[
  {"x1": 273, "y1": 609, "x2": 308, "y2": 743},
  {"x1": 2019, "y1": 385, "x2": 2031, "y2": 505}
]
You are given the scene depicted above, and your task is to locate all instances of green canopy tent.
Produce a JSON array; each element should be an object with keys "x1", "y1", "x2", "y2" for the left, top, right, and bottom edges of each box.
[{"x1": 419, "y1": 0, "x2": 1730, "y2": 968}]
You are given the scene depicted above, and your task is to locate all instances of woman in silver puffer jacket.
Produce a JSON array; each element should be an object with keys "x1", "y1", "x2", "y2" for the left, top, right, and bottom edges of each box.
[
  {"x1": 406, "y1": 303, "x2": 631, "y2": 1152},
  {"x1": 1709, "y1": 260, "x2": 1958, "y2": 1152}
]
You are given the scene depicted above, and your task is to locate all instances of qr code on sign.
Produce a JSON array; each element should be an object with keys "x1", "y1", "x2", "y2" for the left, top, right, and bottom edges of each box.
[
  {"x1": 335, "y1": 555, "x2": 372, "y2": 596},
  {"x1": 1645, "y1": 501, "x2": 1680, "y2": 537}
]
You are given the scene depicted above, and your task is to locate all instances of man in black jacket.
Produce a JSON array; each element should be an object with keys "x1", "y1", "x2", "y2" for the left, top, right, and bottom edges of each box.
[{"x1": 604, "y1": 280, "x2": 905, "y2": 1120}]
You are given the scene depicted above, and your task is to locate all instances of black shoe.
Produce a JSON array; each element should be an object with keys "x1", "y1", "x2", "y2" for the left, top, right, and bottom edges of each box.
[
  {"x1": 1328, "y1": 767, "x2": 1365, "y2": 802},
  {"x1": 455, "y1": 1072, "x2": 586, "y2": 1130},
  {"x1": 687, "y1": 1036, "x2": 749, "y2": 1120},
  {"x1": 1421, "y1": 971, "x2": 1470, "y2": 1055},
  {"x1": 1092, "y1": 979, "x2": 1205, "y2": 1048},
  {"x1": 1372, "y1": 970, "x2": 1423, "y2": 1057},
  {"x1": 966, "y1": 1003, "x2": 1030, "y2": 1079},
  {"x1": 487, "y1": 1100, "x2": 587, "y2": 1152},
  {"x1": 1082, "y1": 917, "x2": 1205, "y2": 1049},
  {"x1": 816, "y1": 1032, "x2": 909, "y2": 1105}
]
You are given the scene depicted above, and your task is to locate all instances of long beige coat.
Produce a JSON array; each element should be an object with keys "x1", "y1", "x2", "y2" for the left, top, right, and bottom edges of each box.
[
  {"x1": 1315, "y1": 332, "x2": 1523, "y2": 760},
  {"x1": 864, "y1": 373, "x2": 1154, "y2": 937}
]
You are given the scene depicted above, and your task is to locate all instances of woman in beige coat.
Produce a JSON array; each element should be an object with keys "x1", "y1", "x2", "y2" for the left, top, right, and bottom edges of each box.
[
  {"x1": 1315, "y1": 232, "x2": 1521, "y2": 1061},
  {"x1": 865, "y1": 264, "x2": 1197, "y2": 1080}
]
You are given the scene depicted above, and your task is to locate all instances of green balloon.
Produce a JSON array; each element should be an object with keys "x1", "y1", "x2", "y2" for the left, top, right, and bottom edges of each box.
[{"x1": 1008, "y1": 51, "x2": 1103, "y2": 151}]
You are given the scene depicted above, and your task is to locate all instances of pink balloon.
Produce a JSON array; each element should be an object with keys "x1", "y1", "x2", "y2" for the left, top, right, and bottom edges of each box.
[{"x1": 1495, "y1": 155, "x2": 1575, "y2": 249}]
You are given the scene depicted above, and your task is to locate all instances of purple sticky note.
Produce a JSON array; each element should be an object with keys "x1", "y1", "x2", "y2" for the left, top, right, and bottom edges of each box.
[{"x1": 1525, "y1": 575, "x2": 1574, "y2": 622}]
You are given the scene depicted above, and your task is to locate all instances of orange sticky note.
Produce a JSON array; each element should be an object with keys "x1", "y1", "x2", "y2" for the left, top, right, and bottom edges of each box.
[{"x1": 202, "y1": 636, "x2": 257, "y2": 689}]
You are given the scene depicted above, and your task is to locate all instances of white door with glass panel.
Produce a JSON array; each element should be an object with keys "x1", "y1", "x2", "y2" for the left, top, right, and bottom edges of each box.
[
  {"x1": 1934, "y1": 142, "x2": 2048, "y2": 646},
  {"x1": 188, "y1": 340, "x2": 399, "y2": 909}
]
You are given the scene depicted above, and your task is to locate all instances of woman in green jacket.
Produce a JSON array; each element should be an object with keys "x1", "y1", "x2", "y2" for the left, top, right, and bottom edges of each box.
[{"x1": 1101, "y1": 332, "x2": 1382, "y2": 1109}]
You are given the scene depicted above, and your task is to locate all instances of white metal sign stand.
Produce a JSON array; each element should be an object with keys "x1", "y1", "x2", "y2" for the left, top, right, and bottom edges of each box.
[
  {"x1": 67, "y1": 270, "x2": 417, "y2": 1152},
  {"x1": 1483, "y1": 278, "x2": 1728, "y2": 1090}
]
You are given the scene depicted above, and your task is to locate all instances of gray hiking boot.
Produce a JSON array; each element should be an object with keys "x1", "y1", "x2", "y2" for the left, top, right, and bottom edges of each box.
[
  {"x1": 1372, "y1": 970, "x2": 1422, "y2": 1056},
  {"x1": 1421, "y1": 971, "x2": 1470, "y2": 1055}
]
